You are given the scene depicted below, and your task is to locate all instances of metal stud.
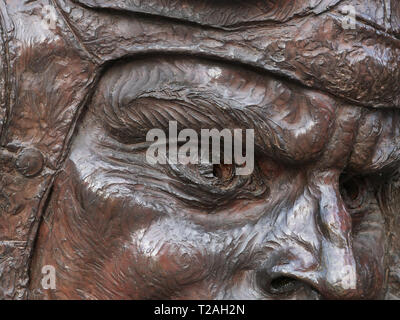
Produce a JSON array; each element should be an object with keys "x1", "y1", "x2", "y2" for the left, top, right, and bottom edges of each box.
[{"x1": 15, "y1": 148, "x2": 44, "y2": 177}]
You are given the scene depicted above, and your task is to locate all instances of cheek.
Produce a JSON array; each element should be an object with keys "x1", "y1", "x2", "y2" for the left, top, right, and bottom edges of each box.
[
  {"x1": 87, "y1": 203, "x2": 270, "y2": 299},
  {"x1": 352, "y1": 210, "x2": 386, "y2": 291},
  {"x1": 344, "y1": 187, "x2": 386, "y2": 286},
  {"x1": 59, "y1": 159, "x2": 267, "y2": 297},
  {"x1": 127, "y1": 220, "x2": 214, "y2": 288}
]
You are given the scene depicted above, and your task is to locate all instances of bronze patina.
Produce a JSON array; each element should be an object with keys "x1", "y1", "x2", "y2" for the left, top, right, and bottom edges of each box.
[{"x1": 0, "y1": 0, "x2": 399, "y2": 300}]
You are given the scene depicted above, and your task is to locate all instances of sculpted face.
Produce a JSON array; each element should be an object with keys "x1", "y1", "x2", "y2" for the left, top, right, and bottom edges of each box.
[
  {"x1": 0, "y1": 0, "x2": 398, "y2": 300},
  {"x1": 29, "y1": 56, "x2": 396, "y2": 299}
]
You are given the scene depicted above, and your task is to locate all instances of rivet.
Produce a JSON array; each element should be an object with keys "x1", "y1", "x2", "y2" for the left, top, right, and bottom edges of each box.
[{"x1": 15, "y1": 148, "x2": 44, "y2": 177}]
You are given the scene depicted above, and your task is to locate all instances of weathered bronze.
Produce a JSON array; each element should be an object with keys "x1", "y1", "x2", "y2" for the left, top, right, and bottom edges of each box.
[{"x1": 0, "y1": 0, "x2": 399, "y2": 300}]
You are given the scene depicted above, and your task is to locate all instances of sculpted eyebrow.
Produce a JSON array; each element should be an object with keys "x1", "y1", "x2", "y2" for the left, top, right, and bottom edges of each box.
[
  {"x1": 92, "y1": 57, "x2": 338, "y2": 163},
  {"x1": 95, "y1": 57, "x2": 268, "y2": 138},
  {"x1": 99, "y1": 96, "x2": 258, "y2": 145}
]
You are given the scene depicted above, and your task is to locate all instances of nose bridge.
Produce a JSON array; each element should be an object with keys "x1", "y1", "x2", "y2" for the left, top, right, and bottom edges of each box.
[
  {"x1": 315, "y1": 171, "x2": 352, "y2": 245},
  {"x1": 270, "y1": 170, "x2": 359, "y2": 298},
  {"x1": 313, "y1": 171, "x2": 358, "y2": 297}
]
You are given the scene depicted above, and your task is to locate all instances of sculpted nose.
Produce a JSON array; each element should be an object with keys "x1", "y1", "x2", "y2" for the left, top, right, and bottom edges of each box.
[
  {"x1": 259, "y1": 171, "x2": 361, "y2": 299},
  {"x1": 311, "y1": 172, "x2": 358, "y2": 298}
]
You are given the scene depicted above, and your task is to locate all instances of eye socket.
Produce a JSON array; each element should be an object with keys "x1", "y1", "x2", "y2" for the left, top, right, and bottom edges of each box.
[
  {"x1": 342, "y1": 179, "x2": 361, "y2": 202},
  {"x1": 339, "y1": 175, "x2": 370, "y2": 232},
  {"x1": 195, "y1": 162, "x2": 235, "y2": 181},
  {"x1": 212, "y1": 163, "x2": 235, "y2": 180},
  {"x1": 167, "y1": 140, "x2": 239, "y2": 188},
  {"x1": 168, "y1": 160, "x2": 237, "y2": 190},
  {"x1": 166, "y1": 156, "x2": 267, "y2": 205},
  {"x1": 339, "y1": 174, "x2": 367, "y2": 213}
]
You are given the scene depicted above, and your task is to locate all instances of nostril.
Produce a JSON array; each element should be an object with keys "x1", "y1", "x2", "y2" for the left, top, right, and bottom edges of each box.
[{"x1": 267, "y1": 276, "x2": 302, "y2": 295}]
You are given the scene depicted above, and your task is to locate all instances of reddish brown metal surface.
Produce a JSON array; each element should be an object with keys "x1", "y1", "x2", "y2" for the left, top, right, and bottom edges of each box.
[{"x1": 0, "y1": 0, "x2": 398, "y2": 299}]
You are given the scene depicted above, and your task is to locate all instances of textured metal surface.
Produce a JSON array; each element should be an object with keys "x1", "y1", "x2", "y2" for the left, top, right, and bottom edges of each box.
[{"x1": 0, "y1": 0, "x2": 398, "y2": 299}]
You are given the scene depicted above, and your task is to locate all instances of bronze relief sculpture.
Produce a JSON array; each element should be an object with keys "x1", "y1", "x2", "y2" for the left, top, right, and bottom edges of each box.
[{"x1": 0, "y1": 0, "x2": 399, "y2": 300}]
